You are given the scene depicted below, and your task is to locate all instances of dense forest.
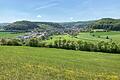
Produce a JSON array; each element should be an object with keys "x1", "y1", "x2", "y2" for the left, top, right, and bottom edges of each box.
[
  {"x1": 60, "y1": 21, "x2": 94, "y2": 28},
  {"x1": 4, "y1": 21, "x2": 39, "y2": 31},
  {"x1": 3, "y1": 21, "x2": 64, "y2": 31},
  {"x1": 89, "y1": 18, "x2": 120, "y2": 31}
]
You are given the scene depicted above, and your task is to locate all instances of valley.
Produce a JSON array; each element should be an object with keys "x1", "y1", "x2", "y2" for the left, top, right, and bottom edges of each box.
[{"x1": 0, "y1": 18, "x2": 120, "y2": 80}]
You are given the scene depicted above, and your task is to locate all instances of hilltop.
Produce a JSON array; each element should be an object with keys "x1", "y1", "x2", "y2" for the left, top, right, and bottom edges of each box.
[
  {"x1": 89, "y1": 18, "x2": 120, "y2": 31},
  {"x1": 1, "y1": 18, "x2": 120, "y2": 31},
  {"x1": 3, "y1": 21, "x2": 63, "y2": 31}
]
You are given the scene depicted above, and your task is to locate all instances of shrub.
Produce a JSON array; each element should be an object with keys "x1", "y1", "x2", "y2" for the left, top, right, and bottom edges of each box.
[
  {"x1": 0, "y1": 38, "x2": 7, "y2": 45},
  {"x1": 106, "y1": 36, "x2": 109, "y2": 39},
  {"x1": 6, "y1": 39, "x2": 22, "y2": 46},
  {"x1": 27, "y1": 38, "x2": 39, "y2": 47}
]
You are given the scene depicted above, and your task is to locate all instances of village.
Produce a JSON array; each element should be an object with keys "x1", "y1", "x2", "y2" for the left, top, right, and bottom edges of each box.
[{"x1": 16, "y1": 27, "x2": 83, "y2": 40}]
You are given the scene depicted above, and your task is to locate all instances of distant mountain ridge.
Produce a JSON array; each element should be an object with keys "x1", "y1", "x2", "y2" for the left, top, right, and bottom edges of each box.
[
  {"x1": 0, "y1": 23, "x2": 10, "y2": 26},
  {"x1": 60, "y1": 21, "x2": 95, "y2": 28},
  {"x1": 0, "y1": 23, "x2": 10, "y2": 29},
  {"x1": 1, "y1": 18, "x2": 120, "y2": 31}
]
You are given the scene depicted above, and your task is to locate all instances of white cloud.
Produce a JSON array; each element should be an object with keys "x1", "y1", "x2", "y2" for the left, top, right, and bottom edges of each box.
[
  {"x1": 35, "y1": 3, "x2": 58, "y2": 10},
  {"x1": 37, "y1": 15, "x2": 42, "y2": 18},
  {"x1": 70, "y1": 17, "x2": 74, "y2": 20},
  {"x1": 34, "y1": 0, "x2": 60, "y2": 11}
]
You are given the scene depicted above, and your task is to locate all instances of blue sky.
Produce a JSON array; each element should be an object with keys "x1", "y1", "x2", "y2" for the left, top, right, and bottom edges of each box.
[{"x1": 0, "y1": 0, "x2": 120, "y2": 23}]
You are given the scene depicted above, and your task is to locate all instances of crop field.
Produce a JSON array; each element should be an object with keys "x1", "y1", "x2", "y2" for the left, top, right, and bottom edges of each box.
[
  {"x1": 0, "y1": 46, "x2": 120, "y2": 80},
  {"x1": 0, "y1": 32, "x2": 24, "y2": 38}
]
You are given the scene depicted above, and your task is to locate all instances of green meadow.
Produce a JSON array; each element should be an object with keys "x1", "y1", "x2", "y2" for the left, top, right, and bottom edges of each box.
[
  {"x1": 77, "y1": 31, "x2": 120, "y2": 43},
  {"x1": 0, "y1": 31, "x2": 120, "y2": 80},
  {"x1": 0, "y1": 32, "x2": 24, "y2": 38},
  {"x1": 45, "y1": 31, "x2": 120, "y2": 44},
  {"x1": 0, "y1": 31, "x2": 120, "y2": 43},
  {"x1": 0, "y1": 46, "x2": 120, "y2": 80}
]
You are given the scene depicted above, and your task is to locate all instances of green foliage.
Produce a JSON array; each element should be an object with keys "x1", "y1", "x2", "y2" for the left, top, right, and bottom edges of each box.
[
  {"x1": 27, "y1": 38, "x2": 39, "y2": 47},
  {"x1": 0, "y1": 39, "x2": 22, "y2": 46},
  {"x1": 48, "y1": 39, "x2": 120, "y2": 53},
  {"x1": 106, "y1": 36, "x2": 109, "y2": 39},
  {"x1": 0, "y1": 38, "x2": 7, "y2": 45}
]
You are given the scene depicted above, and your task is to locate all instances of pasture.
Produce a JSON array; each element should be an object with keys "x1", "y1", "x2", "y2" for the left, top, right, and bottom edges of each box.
[
  {"x1": 77, "y1": 31, "x2": 120, "y2": 43},
  {"x1": 0, "y1": 32, "x2": 24, "y2": 38},
  {"x1": 46, "y1": 31, "x2": 120, "y2": 44},
  {"x1": 0, "y1": 46, "x2": 120, "y2": 80},
  {"x1": 89, "y1": 31, "x2": 120, "y2": 43}
]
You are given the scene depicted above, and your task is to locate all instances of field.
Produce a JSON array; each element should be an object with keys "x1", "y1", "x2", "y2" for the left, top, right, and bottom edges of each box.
[
  {"x1": 0, "y1": 32, "x2": 24, "y2": 38},
  {"x1": 76, "y1": 31, "x2": 120, "y2": 43},
  {"x1": 45, "y1": 31, "x2": 120, "y2": 44},
  {"x1": 0, "y1": 31, "x2": 120, "y2": 80},
  {"x1": 0, "y1": 46, "x2": 120, "y2": 80},
  {"x1": 0, "y1": 31, "x2": 120, "y2": 43}
]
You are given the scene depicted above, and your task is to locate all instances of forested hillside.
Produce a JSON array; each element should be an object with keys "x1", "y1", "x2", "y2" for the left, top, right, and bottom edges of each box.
[
  {"x1": 4, "y1": 21, "x2": 63, "y2": 31},
  {"x1": 61, "y1": 18, "x2": 120, "y2": 31},
  {"x1": 35, "y1": 22, "x2": 63, "y2": 29},
  {"x1": 89, "y1": 18, "x2": 120, "y2": 31},
  {"x1": 2, "y1": 18, "x2": 120, "y2": 31},
  {"x1": 60, "y1": 21, "x2": 94, "y2": 28},
  {"x1": 0, "y1": 23, "x2": 9, "y2": 29},
  {"x1": 4, "y1": 21, "x2": 39, "y2": 31}
]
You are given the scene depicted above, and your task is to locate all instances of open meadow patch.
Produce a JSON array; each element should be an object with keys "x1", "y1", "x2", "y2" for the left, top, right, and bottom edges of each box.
[
  {"x1": 0, "y1": 32, "x2": 24, "y2": 38},
  {"x1": 0, "y1": 46, "x2": 120, "y2": 80}
]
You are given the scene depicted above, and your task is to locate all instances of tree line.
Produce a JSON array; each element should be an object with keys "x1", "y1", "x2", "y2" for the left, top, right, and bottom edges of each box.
[{"x1": 0, "y1": 38, "x2": 120, "y2": 54}]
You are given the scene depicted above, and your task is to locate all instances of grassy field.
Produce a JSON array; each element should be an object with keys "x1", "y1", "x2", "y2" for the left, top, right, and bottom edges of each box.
[
  {"x1": 45, "y1": 34, "x2": 78, "y2": 43},
  {"x1": 45, "y1": 31, "x2": 120, "y2": 44},
  {"x1": 0, "y1": 31, "x2": 120, "y2": 43},
  {"x1": 77, "y1": 31, "x2": 120, "y2": 43},
  {"x1": 0, "y1": 46, "x2": 120, "y2": 80},
  {"x1": 0, "y1": 32, "x2": 24, "y2": 38}
]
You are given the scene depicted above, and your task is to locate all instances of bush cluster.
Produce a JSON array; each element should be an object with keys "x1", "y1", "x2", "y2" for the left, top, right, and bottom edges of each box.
[{"x1": 0, "y1": 38, "x2": 22, "y2": 46}]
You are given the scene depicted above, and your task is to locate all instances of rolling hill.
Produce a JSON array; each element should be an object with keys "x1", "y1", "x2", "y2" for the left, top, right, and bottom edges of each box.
[
  {"x1": 61, "y1": 18, "x2": 120, "y2": 31},
  {"x1": 89, "y1": 18, "x2": 120, "y2": 31},
  {"x1": 4, "y1": 21, "x2": 64, "y2": 31},
  {"x1": 60, "y1": 21, "x2": 94, "y2": 28},
  {"x1": 4, "y1": 21, "x2": 39, "y2": 31},
  {"x1": 2, "y1": 18, "x2": 120, "y2": 31},
  {"x1": 0, "y1": 23, "x2": 9, "y2": 29},
  {"x1": 34, "y1": 22, "x2": 64, "y2": 31}
]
